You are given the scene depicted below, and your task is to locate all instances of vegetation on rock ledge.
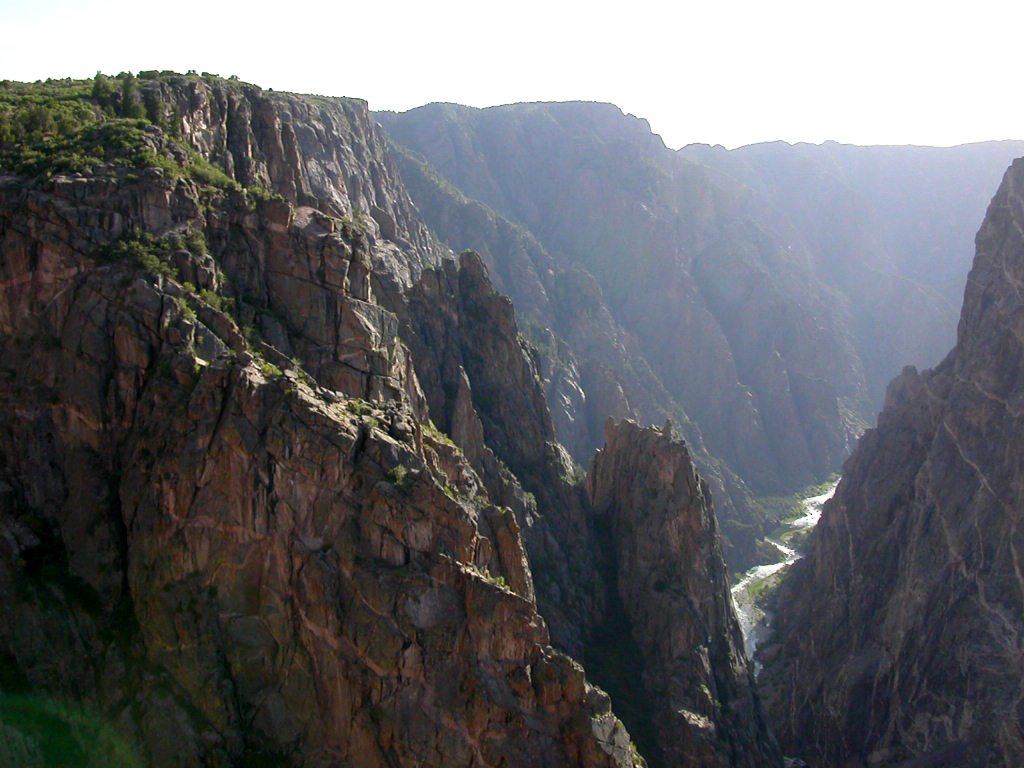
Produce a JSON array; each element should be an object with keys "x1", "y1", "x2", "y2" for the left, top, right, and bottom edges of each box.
[{"x1": 0, "y1": 74, "x2": 275, "y2": 200}]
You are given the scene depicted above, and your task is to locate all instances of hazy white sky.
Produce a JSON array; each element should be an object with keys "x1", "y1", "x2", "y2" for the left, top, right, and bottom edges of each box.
[{"x1": 3, "y1": 0, "x2": 1022, "y2": 149}]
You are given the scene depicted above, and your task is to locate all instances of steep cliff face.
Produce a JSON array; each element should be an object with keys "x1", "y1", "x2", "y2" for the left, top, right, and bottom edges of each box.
[
  {"x1": 379, "y1": 102, "x2": 864, "y2": 496},
  {"x1": 0, "y1": 73, "x2": 780, "y2": 768},
  {"x1": 144, "y1": 75, "x2": 446, "y2": 288},
  {"x1": 760, "y1": 157, "x2": 1024, "y2": 766},
  {"x1": 0, "y1": 76, "x2": 645, "y2": 767},
  {"x1": 586, "y1": 421, "x2": 780, "y2": 768},
  {"x1": 400, "y1": 255, "x2": 783, "y2": 768},
  {"x1": 386, "y1": 141, "x2": 652, "y2": 459}
]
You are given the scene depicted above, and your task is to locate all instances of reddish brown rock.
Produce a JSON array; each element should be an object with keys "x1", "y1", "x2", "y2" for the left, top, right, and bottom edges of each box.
[
  {"x1": 0, "y1": 84, "x2": 642, "y2": 767},
  {"x1": 0, "y1": 74, "x2": 782, "y2": 768},
  {"x1": 586, "y1": 420, "x2": 781, "y2": 768}
]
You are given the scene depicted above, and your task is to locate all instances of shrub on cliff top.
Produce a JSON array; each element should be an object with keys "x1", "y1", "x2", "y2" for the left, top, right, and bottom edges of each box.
[{"x1": 0, "y1": 75, "x2": 243, "y2": 192}]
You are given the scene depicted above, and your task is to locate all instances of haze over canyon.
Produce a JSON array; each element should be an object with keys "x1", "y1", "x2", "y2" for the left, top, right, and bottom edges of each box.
[{"x1": 0, "y1": 71, "x2": 1022, "y2": 768}]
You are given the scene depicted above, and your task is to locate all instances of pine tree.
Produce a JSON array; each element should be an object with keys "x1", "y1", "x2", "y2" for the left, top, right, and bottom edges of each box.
[
  {"x1": 91, "y1": 72, "x2": 113, "y2": 111},
  {"x1": 118, "y1": 73, "x2": 145, "y2": 120}
]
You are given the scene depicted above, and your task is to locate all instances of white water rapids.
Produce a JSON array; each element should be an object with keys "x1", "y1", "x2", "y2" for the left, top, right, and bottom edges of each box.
[{"x1": 730, "y1": 480, "x2": 839, "y2": 662}]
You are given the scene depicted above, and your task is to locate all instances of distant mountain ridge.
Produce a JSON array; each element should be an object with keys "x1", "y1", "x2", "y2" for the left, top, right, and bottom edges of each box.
[
  {"x1": 681, "y1": 138, "x2": 1024, "y2": 406},
  {"x1": 379, "y1": 103, "x2": 1020, "y2": 533},
  {"x1": 379, "y1": 101, "x2": 865, "y2": 502},
  {"x1": 385, "y1": 135, "x2": 771, "y2": 570}
]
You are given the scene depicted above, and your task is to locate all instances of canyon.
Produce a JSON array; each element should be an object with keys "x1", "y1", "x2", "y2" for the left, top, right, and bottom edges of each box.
[
  {"x1": 0, "y1": 74, "x2": 774, "y2": 767},
  {"x1": 378, "y1": 103, "x2": 1021, "y2": 570},
  {"x1": 1, "y1": 71, "x2": 1022, "y2": 767}
]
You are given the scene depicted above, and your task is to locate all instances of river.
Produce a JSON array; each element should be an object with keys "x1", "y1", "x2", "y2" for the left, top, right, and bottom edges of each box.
[{"x1": 730, "y1": 480, "x2": 839, "y2": 662}]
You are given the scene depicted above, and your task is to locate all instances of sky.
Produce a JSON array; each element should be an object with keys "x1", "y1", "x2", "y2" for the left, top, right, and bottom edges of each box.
[{"x1": 3, "y1": 0, "x2": 1023, "y2": 150}]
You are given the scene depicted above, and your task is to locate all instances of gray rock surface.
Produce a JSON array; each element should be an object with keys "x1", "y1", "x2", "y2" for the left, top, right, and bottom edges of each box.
[
  {"x1": 760, "y1": 157, "x2": 1024, "y2": 767},
  {"x1": 587, "y1": 420, "x2": 781, "y2": 768},
  {"x1": 385, "y1": 128, "x2": 775, "y2": 571},
  {"x1": 681, "y1": 139, "x2": 1024, "y2": 408},
  {"x1": 379, "y1": 102, "x2": 864, "y2": 496}
]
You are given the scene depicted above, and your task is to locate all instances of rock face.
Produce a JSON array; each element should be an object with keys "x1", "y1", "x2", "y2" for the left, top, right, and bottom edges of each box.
[
  {"x1": 0, "y1": 74, "x2": 777, "y2": 768},
  {"x1": 760, "y1": 157, "x2": 1024, "y2": 767},
  {"x1": 586, "y1": 420, "x2": 780, "y2": 768},
  {"x1": 381, "y1": 107, "x2": 1023, "y2": 518},
  {"x1": 147, "y1": 75, "x2": 446, "y2": 287},
  {"x1": 0, "y1": 76, "x2": 641, "y2": 767}
]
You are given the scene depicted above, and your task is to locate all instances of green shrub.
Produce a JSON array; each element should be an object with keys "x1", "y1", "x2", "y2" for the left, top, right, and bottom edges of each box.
[
  {"x1": 95, "y1": 230, "x2": 177, "y2": 278},
  {"x1": 187, "y1": 153, "x2": 240, "y2": 191},
  {"x1": 183, "y1": 227, "x2": 208, "y2": 256},
  {"x1": 174, "y1": 296, "x2": 197, "y2": 322},
  {"x1": 252, "y1": 350, "x2": 282, "y2": 378},
  {"x1": 346, "y1": 399, "x2": 370, "y2": 417},
  {"x1": 0, "y1": 77, "x2": 227, "y2": 187},
  {"x1": 118, "y1": 73, "x2": 145, "y2": 120},
  {"x1": 386, "y1": 465, "x2": 409, "y2": 487},
  {"x1": 199, "y1": 288, "x2": 233, "y2": 315}
]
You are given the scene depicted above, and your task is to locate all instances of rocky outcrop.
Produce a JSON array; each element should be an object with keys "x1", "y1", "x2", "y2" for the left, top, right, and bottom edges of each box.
[
  {"x1": 760, "y1": 157, "x2": 1024, "y2": 766},
  {"x1": 398, "y1": 248, "x2": 784, "y2": 768},
  {"x1": 586, "y1": 420, "x2": 781, "y2": 768},
  {"x1": 0, "y1": 73, "x2": 782, "y2": 768},
  {"x1": 145, "y1": 74, "x2": 447, "y2": 289},
  {"x1": 396, "y1": 246, "x2": 601, "y2": 656}
]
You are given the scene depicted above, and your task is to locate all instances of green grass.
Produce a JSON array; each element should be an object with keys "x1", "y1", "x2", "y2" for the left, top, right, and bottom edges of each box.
[
  {"x1": 198, "y1": 288, "x2": 234, "y2": 315},
  {"x1": 744, "y1": 571, "x2": 784, "y2": 605},
  {"x1": 182, "y1": 227, "x2": 208, "y2": 256},
  {"x1": 175, "y1": 295, "x2": 197, "y2": 322},
  {"x1": 484, "y1": 572, "x2": 509, "y2": 590},
  {"x1": 345, "y1": 398, "x2": 372, "y2": 417},
  {"x1": 756, "y1": 473, "x2": 840, "y2": 529},
  {"x1": 255, "y1": 355, "x2": 282, "y2": 378},
  {"x1": 422, "y1": 420, "x2": 456, "y2": 448},
  {"x1": 186, "y1": 151, "x2": 240, "y2": 191},
  {"x1": 0, "y1": 694, "x2": 143, "y2": 768}
]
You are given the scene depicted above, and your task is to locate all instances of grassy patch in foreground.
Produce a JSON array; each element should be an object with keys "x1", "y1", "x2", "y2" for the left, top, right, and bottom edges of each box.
[{"x1": 0, "y1": 693, "x2": 142, "y2": 767}]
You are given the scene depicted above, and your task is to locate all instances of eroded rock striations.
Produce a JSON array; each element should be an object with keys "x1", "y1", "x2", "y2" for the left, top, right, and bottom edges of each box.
[
  {"x1": 0, "y1": 74, "x2": 777, "y2": 767},
  {"x1": 586, "y1": 420, "x2": 780, "y2": 768},
  {"x1": 760, "y1": 157, "x2": 1024, "y2": 766},
  {"x1": 0, "y1": 75, "x2": 639, "y2": 767}
]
